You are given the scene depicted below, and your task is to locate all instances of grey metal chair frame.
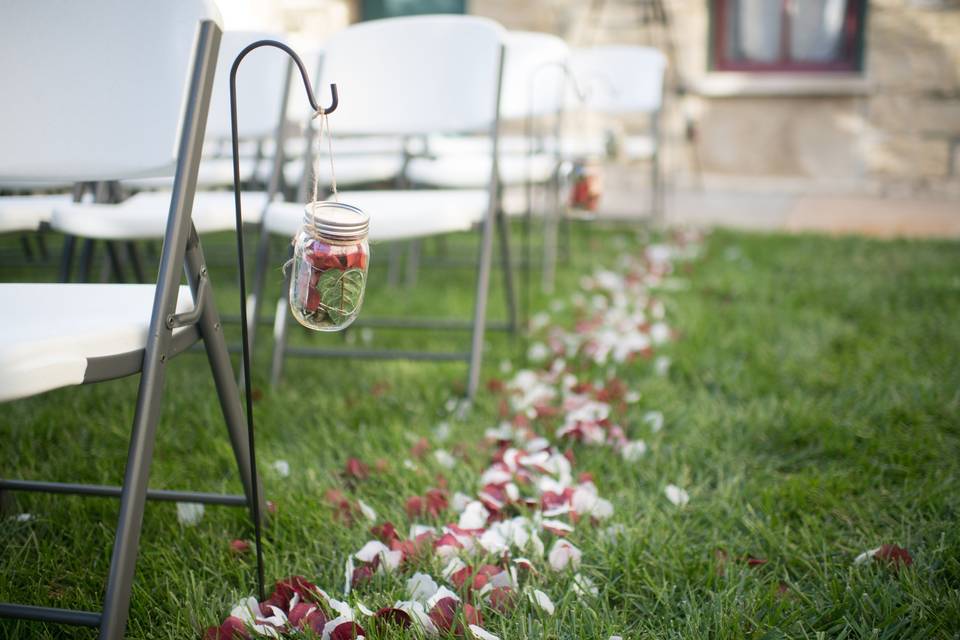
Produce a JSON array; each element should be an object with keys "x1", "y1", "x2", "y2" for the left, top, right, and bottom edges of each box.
[
  {"x1": 0, "y1": 22, "x2": 263, "y2": 640},
  {"x1": 246, "y1": 45, "x2": 513, "y2": 400}
]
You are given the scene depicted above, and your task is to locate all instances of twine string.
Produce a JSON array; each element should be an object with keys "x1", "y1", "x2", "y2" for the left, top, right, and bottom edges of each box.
[{"x1": 311, "y1": 107, "x2": 338, "y2": 207}]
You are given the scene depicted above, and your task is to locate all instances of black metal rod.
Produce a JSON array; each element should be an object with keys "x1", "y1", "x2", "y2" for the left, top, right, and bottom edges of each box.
[
  {"x1": 0, "y1": 604, "x2": 100, "y2": 627},
  {"x1": 229, "y1": 39, "x2": 338, "y2": 603},
  {"x1": 0, "y1": 480, "x2": 247, "y2": 506}
]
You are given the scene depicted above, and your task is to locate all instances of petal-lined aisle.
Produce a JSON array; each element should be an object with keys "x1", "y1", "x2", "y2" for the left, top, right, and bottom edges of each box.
[{"x1": 204, "y1": 231, "x2": 704, "y2": 640}]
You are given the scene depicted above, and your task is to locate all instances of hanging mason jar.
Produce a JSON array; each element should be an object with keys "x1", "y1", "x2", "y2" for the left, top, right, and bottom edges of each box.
[
  {"x1": 569, "y1": 160, "x2": 603, "y2": 212},
  {"x1": 289, "y1": 201, "x2": 369, "y2": 332}
]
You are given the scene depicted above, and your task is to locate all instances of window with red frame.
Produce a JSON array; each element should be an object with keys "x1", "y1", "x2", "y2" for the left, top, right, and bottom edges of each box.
[{"x1": 712, "y1": 0, "x2": 866, "y2": 72}]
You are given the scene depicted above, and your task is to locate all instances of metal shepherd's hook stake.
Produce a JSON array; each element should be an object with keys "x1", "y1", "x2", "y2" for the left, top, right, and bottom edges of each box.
[{"x1": 228, "y1": 39, "x2": 338, "y2": 601}]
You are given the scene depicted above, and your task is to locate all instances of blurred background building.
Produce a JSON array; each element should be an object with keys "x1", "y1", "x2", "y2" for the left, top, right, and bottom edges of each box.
[{"x1": 220, "y1": 0, "x2": 960, "y2": 232}]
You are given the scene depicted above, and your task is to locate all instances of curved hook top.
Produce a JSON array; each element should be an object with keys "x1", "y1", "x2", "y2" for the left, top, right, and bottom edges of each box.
[{"x1": 229, "y1": 39, "x2": 337, "y2": 115}]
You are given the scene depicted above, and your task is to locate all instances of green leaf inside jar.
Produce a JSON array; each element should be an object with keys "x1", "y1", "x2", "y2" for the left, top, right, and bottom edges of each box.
[{"x1": 316, "y1": 267, "x2": 364, "y2": 325}]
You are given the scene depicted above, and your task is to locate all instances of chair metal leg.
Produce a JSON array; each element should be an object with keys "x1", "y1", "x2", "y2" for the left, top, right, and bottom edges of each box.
[
  {"x1": 239, "y1": 225, "x2": 274, "y2": 387},
  {"x1": 105, "y1": 241, "x2": 126, "y2": 283},
  {"x1": 58, "y1": 235, "x2": 77, "y2": 282},
  {"x1": 494, "y1": 208, "x2": 517, "y2": 335},
  {"x1": 270, "y1": 246, "x2": 294, "y2": 386},
  {"x1": 387, "y1": 242, "x2": 403, "y2": 287},
  {"x1": 19, "y1": 234, "x2": 35, "y2": 262},
  {"x1": 405, "y1": 239, "x2": 420, "y2": 289},
  {"x1": 77, "y1": 239, "x2": 96, "y2": 282},
  {"x1": 36, "y1": 230, "x2": 49, "y2": 261},
  {"x1": 97, "y1": 321, "x2": 170, "y2": 640},
  {"x1": 541, "y1": 170, "x2": 560, "y2": 294},
  {"x1": 125, "y1": 242, "x2": 146, "y2": 283},
  {"x1": 184, "y1": 230, "x2": 262, "y2": 512},
  {"x1": 466, "y1": 198, "x2": 497, "y2": 401}
]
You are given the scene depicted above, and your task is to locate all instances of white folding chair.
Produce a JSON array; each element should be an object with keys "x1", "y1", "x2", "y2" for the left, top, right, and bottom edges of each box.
[
  {"x1": 0, "y1": 3, "x2": 260, "y2": 638},
  {"x1": 48, "y1": 30, "x2": 293, "y2": 258},
  {"x1": 405, "y1": 31, "x2": 570, "y2": 195},
  {"x1": 255, "y1": 15, "x2": 507, "y2": 398}
]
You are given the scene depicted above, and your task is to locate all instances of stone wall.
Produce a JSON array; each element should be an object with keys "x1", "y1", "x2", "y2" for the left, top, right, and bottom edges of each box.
[{"x1": 467, "y1": 0, "x2": 960, "y2": 195}]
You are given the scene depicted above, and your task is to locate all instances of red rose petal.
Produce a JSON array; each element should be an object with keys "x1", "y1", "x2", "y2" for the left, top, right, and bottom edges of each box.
[
  {"x1": 329, "y1": 621, "x2": 366, "y2": 640},
  {"x1": 411, "y1": 437, "x2": 431, "y2": 459},
  {"x1": 373, "y1": 607, "x2": 413, "y2": 629},
  {"x1": 229, "y1": 539, "x2": 251, "y2": 554},
  {"x1": 405, "y1": 495, "x2": 424, "y2": 518},
  {"x1": 370, "y1": 521, "x2": 399, "y2": 544},
  {"x1": 344, "y1": 458, "x2": 369, "y2": 480},
  {"x1": 875, "y1": 544, "x2": 913, "y2": 570},
  {"x1": 428, "y1": 597, "x2": 459, "y2": 633},
  {"x1": 488, "y1": 587, "x2": 517, "y2": 613}
]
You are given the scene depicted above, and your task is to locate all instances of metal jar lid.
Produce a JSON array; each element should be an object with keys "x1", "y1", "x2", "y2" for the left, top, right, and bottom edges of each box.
[{"x1": 303, "y1": 201, "x2": 369, "y2": 241}]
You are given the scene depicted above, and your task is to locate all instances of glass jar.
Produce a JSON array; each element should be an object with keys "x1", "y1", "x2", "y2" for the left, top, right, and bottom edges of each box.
[{"x1": 289, "y1": 201, "x2": 369, "y2": 331}]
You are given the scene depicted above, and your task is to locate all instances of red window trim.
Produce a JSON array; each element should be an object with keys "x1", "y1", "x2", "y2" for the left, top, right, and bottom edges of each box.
[{"x1": 712, "y1": 0, "x2": 865, "y2": 73}]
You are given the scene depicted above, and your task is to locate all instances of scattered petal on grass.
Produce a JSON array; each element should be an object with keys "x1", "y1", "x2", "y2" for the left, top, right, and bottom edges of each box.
[
  {"x1": 621, "y1": 440, "x2": 647, "y2": 461},
  {"x1": 548, "y1": 539, "x2": 582, "y2": 571},
  {"x1": 855, "y1": 544, "x2": 913, "y2": 570},
  {"x1": 357, "y1": 500, "x2": 376, "y2": 522},
  {"x1": 571, "y1": 573, "x2": 599, "y2": 598},
  {"x1": 15, "y1": 513, "x2": 34, "y2": 522},
  {"x1": 529, "y1": 589, "x2": 555, "y2": 615},
  {"x1": 654, "y1": 355, "x2": 671, "y2": 376},
  {"x1": 434, "y1": 421, "x2": 451, "y2": 442},
  {"x1": 176, "y1": 502, "x2": 204, "y2": 526},
  {"x1": 665, "y1": 484, "x2": 689, "y2": 507},
  {"x1": 642, "y1": 410, "x2": 664, "y2": 433},
  {"x1": 407, "y1": 572, "x2": 439, "y2": 603},
  {"x1": 344, "y1": 458, "x2": 369, "y2": 480},
  {"x1": 434, "y1": 449, "x2": 456, "y2": 469},
  {"x1": 470, "y1": 623, "x2": 501, "y2": 640},
  {"x1": 229, "y1": 539, "x2": 250, "y2": 554},
  {"x1": 271, "y1": 460, "x2": 290, "y2": 477}
]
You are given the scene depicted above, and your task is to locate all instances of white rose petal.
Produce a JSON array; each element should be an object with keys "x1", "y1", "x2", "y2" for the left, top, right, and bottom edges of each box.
[
  {"x1": 357, "y1": 499, "x2": 377, "y2": 522},
  {"x1": 176, "y1": 502, "x2": 204, "y2": 526},
  {"x1": 434, "y1": 449, "x2": 456, "y2": 469},
  {"x1": 407, "y1": 572, "x2": 440, "y2": 603},
  {"x1": 643, "y1": 410, "x2": 664, "y2": 433},
  {"x1": 529, "y1": 589, "x2": 555, "y2": 615},
  {"x1": 665, "y1": 484, "x2": 689, "y2": 507},
  {"x1": 621, "y1": 440, "x2": 647, "y2": 461},
  {"x1": 470, "y1": 624, "x2": 501, "y2": 640},
  {"x1": 458, "y1": 501, "x2": 490, "y2": 530},
  {"x1": 271, "y1": 460, "x2": 290, "y2": 477},
  {"x1": 548, "y1": 539, "x2": 582, "y2": 571}
]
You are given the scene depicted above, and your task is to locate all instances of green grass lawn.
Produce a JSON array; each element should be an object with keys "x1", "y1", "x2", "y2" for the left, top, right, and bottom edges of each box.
[{"x1": 1, "y1": 226, "x2": 959, "y2": 639}]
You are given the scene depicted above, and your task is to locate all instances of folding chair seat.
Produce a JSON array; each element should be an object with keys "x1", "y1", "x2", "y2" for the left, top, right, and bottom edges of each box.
[
  {"x1": 406, "y1": 153, "x2": 557, "y2": 189},
  {"x1": 0, "y1": 193, "x2": 73, "y2": 233},
  {"x1": 0, "y1": 3, "x2": 261, "y2": 638},
  {"x1": 51, "y1": 190, "x2": 269, "y2": 240},
  {"x1": 0, "y1": 283, "x2": 195, "y2": 402},
  {"x1": 248, "y1": 15, "x2": 508, "y2": 398},
  {"x1": 265, "y1": 189, "x2": 489, "y2": 242},
  {"x1": 281, "y1": 153, "x2": 406, "y2": 188}
]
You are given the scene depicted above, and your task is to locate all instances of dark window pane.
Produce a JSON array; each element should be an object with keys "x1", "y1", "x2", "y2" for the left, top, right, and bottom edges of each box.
[
  {"x1": 727, "y1": 0, "x2": 783, "y2": 64},
  {"x1": 362, "y1": 0, "x2": 466, "y2": 20},
  {"x1": 791, "y1": 0, "x2": 849, "y2": 62}
]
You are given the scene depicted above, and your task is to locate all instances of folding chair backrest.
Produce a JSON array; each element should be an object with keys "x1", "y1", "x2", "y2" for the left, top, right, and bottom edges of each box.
[
  {"x1": 0, "y1": 0, "x2": 222, "y2": 182},
  {"x1": 317, "y1": 15, "x2": 506, "y2": 136},
  {"x1": 569, "y1": 45, "x2": 667, "y2": 115},
  {"x1": 501, "y1": 31, "x2": 570, "y2": 120},
  {"x1": 206, "y1": 30, "x2": 292, "y2": 140}
]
